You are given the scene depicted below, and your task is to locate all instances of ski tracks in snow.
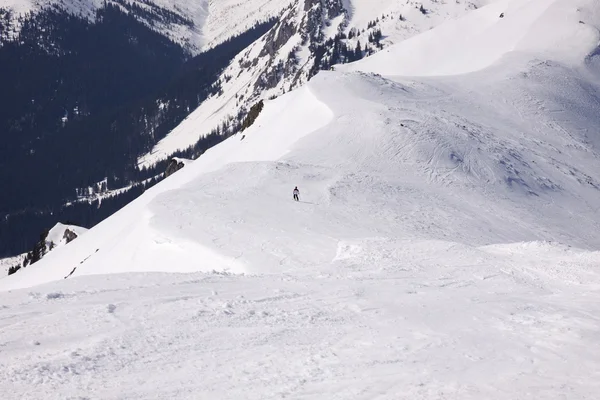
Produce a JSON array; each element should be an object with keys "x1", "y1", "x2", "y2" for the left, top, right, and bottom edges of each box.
[{"x1": 2, "y1": 239, "x2": 600, "y2": 399}]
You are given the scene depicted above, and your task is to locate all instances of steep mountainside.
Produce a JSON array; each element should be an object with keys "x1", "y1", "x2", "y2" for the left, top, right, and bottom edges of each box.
[
  {"x1": 139, "y1": 0, "x2": 494, "y2": 166},
  {"x1": 0, "y1": 0, "x2": 207, "y2": 52},
  {"x1": 1, "y1": 0, "x2": 600, "y2": 398},
  {"x1": 1, "y1": 0, "x2": 290, "y2": 53},
  {"x1": 0, "y1": 0, "x2": 494, "y2": 259}
]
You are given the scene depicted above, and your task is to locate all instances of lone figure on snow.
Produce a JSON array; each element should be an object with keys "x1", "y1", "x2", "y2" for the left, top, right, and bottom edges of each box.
[{"x1": 293, "y1": 186, "x2": 300, "y2": 202}]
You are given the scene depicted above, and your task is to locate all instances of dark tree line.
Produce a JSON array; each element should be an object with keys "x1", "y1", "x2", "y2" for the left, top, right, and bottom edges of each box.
[
  {"x1": 1, "y1": 175, "x2": 162, "y2": 261},
  {"x1": 112, "y1": 0, "x2": 194, "y2": 28},
  {"x1": 310, "y1": 33, "x2": 374, "y2": 76}
]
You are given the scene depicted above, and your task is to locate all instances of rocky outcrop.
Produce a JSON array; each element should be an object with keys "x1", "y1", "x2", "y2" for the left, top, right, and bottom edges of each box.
[
  {"x1": 63, "y1": 229, "x2": 78, "y2": 244},
  {"x1": 260, "y1": 18, "x2": 297, "y2": 58},
  {"x1": 7, "y1": 223, "x2": 88, "y2": 276},
  {"x1": 165, "y1": 157, "x2": 186, "y2": 177}
]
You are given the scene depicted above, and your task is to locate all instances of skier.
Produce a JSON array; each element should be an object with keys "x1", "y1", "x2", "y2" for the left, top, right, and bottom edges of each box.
[{"x1": 293, "y1": 186, "x2": 300, "y2": 202}]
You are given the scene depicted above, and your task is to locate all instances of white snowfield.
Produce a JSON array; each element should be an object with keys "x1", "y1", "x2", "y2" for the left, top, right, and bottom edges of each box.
[{"x1": 3, "y1": 0, "x2": 600, "y2": 398}]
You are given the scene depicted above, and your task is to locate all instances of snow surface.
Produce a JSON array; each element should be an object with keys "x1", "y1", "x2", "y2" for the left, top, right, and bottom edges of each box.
[
  {"x1": 1, "y1": 0, "x2": 32, "y2": 14},
  {"x1": 3, "y1": 0, "x2": 600, "y2": 397},
  {"x1": 2, "y1": 243, "x2": 600, "y2": 398},
  {"x1": 138, "y1": 0, "x2": 496, "y2": 167}
]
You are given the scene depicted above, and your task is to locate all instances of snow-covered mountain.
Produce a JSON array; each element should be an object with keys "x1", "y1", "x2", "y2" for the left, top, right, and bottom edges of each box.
[
  {"x1": 0, "y1": 0, "x2": 490, "y2": 254},
  {"x1": 2, "y1": 0, "x2": 600, "y2": 397},
  {"x1": 139, "y1": 0, "x2": 495, "y2": 166},
  {"x1": 0, "y1": 0, "x2": 205, "y2": 52},
  {"x1": 8, "y1": 0, "x2": 600, "y2": 285},
  {"x1": 0, "y1": 0, "x2": 288, "y2": 53}
]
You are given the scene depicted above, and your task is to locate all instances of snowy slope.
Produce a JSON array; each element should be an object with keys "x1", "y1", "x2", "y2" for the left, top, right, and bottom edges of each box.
[
  {"x1": 3, "y1": 0, "x2": 600, "y2": 397},
  {"x1": 138, "y1": 0, "x2": 495, "y2": 167},
  {"x1": 4, "y1": 84, "x2": 334, "y2": 288}
]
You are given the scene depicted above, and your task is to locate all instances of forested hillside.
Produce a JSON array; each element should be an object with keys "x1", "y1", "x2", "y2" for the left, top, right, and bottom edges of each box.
[{"x1": 0, "y1": 4, "x2": 275, "y2": 256}]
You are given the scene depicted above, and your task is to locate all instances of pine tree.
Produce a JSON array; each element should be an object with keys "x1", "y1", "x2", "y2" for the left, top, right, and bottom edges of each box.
[
  {"x1": 29, "y1": 229, "x2": 49, "y2": 264},
  {"x1": 355, "y1": 41, "x2": 362, "y2": 60},
  {"x1": 8, "y1": 265, "x2": 20, "y2": 276}
]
